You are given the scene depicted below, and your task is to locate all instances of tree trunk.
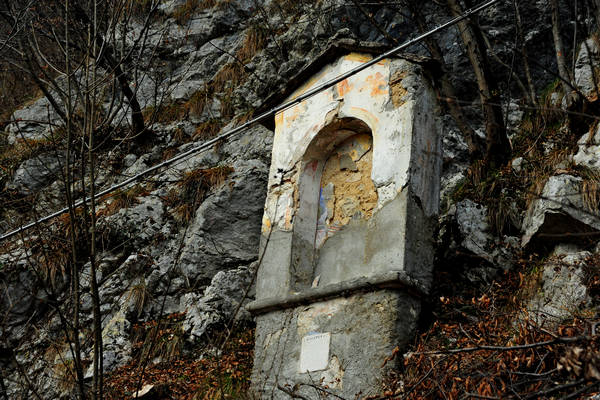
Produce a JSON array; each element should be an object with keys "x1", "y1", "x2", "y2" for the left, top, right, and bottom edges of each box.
[
  {"x1": 551, "y1": 0, "x2": 573, "y2": 90},
  {"x1": 513, "y1": 0, "x2": 538, "y2": 104},
  {"x1": 71, "y1": 1, "x2": 147, "y2": 141},
  {"x1": 592, "y1": 0, "x2": 600, "y2": 30},
  {"x1": 406, "y1": 0, "x2": 483, "y2": 161},
  {"x1": 447, "y1": 0, "x2": 511, "y2": 168}
]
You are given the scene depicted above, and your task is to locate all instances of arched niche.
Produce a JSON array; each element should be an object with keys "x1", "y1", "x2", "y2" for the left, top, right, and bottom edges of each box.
[{"x1": 290, "y1": 118, "x2": 376, "y2": 290}]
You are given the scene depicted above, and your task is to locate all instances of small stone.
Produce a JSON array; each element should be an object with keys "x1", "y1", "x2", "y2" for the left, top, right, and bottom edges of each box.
[
  {"x1": 133, "y1": 384, "x2": 155, "y2": 399},
  {"x1": 573, "y1": 124, "x2": 600, "y2": 172},
  {"x1": 511, "y1": 157, "x2": 524, "y2": 172},
  {"x1": 123, "y1": 154, "x2": 137, "y2": 168}
]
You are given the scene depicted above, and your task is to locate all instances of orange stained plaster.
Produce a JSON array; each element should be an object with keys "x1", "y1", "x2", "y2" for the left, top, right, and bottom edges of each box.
[
  {"x1": 366, "y1": 72, "x2": 388, "y2": 97},
  {"x1": 262, "y1": 216, "x2": 271, "y2": 233},
  {"x1": 349, "y1": 107, "x2": 378, "y2": 132},
  {"x1": 284, "y1": 206, "x2": 293, "y2": 230},
  {"x1": 336, "y1": 79, "x2": 354, "y2": 97},
  {"x1": 284, "y1": 102, "x2": 307, "y2": 128},
  {"x1": 344, "y1": 52, "x2": 388, "y2": 66},
  {"x1": 320, "y1": 134, "x2": 377, "y2": 228},
  {"x1": 274, "y1": 112, "x2": 284, "y2": 135}
]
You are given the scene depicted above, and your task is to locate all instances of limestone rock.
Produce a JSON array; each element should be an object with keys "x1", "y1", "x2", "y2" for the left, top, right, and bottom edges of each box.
[
  {"x1": 102, "y1": 195, "x2": 166, "y2": 247},
  {"x1": 454, "y1": 200, "x2": 515, "y2": 272},
  {"x1": 522, "y1": 175, "x2": 600, "y2": 246},
  {"x1": 177, "y1": 163, "x2": 267, "y2": 283},
  {"x1": 527, "y1": 244, "x2": 592, "y2": 327},
  {"x1": 7, "y1": 97, "x2": 60, "y2": 144},
  {"x1": 7, "y1": 153, "x2": 62, "y2": 195},
  {"x1": 573, "y1": 123, "x2": 600, "y2": 172},
  {"x1": 181, "y1": 265, "x2": 254, "y2": 342},
  {"x1": 574, "y1": 37, "x2": 600, "y2": 100},
  {"x1": 85, "y1": 309, "x2": 131, "y2": 377},
  {"x1": 456, "y1": 199, "x2": 490, "y2": 256}
]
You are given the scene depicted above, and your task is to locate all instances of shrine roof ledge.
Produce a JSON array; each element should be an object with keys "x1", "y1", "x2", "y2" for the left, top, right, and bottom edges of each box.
[
  {"x1": 256, "y1": 38, "x2": 441, "y2": 130},
  {"x1": 246, "y1": 270, "x2": 430, "y2": 316}
]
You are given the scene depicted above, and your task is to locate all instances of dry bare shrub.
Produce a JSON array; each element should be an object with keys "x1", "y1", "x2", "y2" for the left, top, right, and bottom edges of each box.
[{"x1": 163, "y1": 165, "x2": 234, "y2": 224}]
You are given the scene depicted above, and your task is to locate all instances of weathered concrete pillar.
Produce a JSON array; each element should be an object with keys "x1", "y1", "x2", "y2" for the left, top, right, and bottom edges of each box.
[{"x1": 248, "y1": 43, "x2": 442, "y2": 399}]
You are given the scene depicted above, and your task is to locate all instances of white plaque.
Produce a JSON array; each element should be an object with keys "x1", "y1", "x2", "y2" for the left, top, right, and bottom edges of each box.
[{"x1": 299, "y1": 332, "x2": 331, "y2": 372}]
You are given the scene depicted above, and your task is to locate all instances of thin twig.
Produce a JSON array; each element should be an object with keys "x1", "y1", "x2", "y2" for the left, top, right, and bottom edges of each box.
[
  {"x1": 522, "y1": 379, "x2": 586, "y2": 400},
  {"x1": 277, "y1": 384, "x2": 311, "y2": 400},
  {"x1": 406, "y1": 336, "x2": 592, "y2": 356}
]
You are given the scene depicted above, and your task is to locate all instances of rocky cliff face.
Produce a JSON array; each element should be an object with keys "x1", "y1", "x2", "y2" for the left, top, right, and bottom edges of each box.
[{"x1": 1, "y1": 0, "x2": 599, "y2": 399}]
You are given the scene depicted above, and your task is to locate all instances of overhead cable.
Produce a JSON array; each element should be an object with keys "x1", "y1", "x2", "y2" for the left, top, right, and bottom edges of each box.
[{"x1": 0, "y1": 0, "x2": 500, "y2": 242}]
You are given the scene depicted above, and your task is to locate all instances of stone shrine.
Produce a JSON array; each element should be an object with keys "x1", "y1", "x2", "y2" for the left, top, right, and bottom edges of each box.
[{"x1": 248, "y1": 42, "x2": 442, "y2": 399}]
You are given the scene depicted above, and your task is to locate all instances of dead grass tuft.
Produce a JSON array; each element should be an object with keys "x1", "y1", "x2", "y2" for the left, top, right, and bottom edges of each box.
[
  {"x1": 163, "y1": 165, "x2": 234, "y2": 224},
  {"x1": 193, "y1": 119, "x2": 223, "y2": 140},
  {"x1": 236, "y1": 26, "x2": 267, "y2": 63},
  {"x1": 126, "y1": 279, "x2": 151, "y2": 317},
  {"x1": 184, "y1": 88, "x2": 211, "y2": 117},
  {"x1": 143, "y1": 102, "x2": 185, "y2": 125},
  {"x1": 0, "y1": 137, "x2": 56, "y2": 177},
  {"x1": 132, "y1": 313, "x2": 186, "y2": 363},
  {"x1": 572, "y1": 165, "x2": 600, "y2": 213},
  {"x1": 172, "y1": 0, "x2": 232, "y2": 24},
  {"x1": 97, "y1": 184, "x2": 149, "y2": 217},
  {"x1": 53, "y1": 359, "x2": 77, "y2": 395}
]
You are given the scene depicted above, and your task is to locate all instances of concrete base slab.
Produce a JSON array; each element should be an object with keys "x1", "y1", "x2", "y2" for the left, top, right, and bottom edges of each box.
[{"x1": 251, "y1": 290, "x2": 420, "y2": 399}]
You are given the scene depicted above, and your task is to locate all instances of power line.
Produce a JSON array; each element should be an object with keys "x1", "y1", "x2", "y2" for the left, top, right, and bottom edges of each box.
[{"x1": 0, "y1": 0, "x2": 500, "y2": 243}]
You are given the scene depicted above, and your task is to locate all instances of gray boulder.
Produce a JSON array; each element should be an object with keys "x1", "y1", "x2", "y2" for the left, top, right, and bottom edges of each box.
[
  {"x1": 8, "y1": 153, "x2": 62, "y2": 195},
  {"x1": 522, "y1": 175, "x2": 600, "y2": 246},
  {"x1": 7, "y1": 97, "x2": 60, "y2": 144},
  {"x1": 181, "y1": 264, "x2": 254, "y2": 342},
  {"x1": 573, "y1": 123, "x2": 600, "y2": 172},
  {"x1": 102, "y1": 195, "x2": 166, "y2": 247},
  {"x1": 454, "y1": 199, "x2": 515, "y2": 271},
  {"x1": 574, "y1": 37, "x2": 600, "y2": 100},
  {"x1": 527, "y1": 244, "x2": 592, "y2": 327},
  {"x1": 177, "y1": 162, "x2": 267, "y2": 283}
]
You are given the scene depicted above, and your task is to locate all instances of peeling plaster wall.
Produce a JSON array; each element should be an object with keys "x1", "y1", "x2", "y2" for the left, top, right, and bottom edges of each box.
[
  {"x1": 256, "y1": 53, "x2": 441, "y2": 298},
  {"x1": 251, "y1": 52, "x2": 441, "y2": 398},
  {"x1": 317, "y1": 133, "x2": 377, "y2": 248}
]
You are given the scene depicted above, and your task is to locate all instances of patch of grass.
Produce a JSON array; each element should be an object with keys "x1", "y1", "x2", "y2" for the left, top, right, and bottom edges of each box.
[
  {"x1": 163, "y1": 165, "x2": 234, "y2": 224},
  {"x1": 172, "y1": 0, "x2": 232, "y2": 25},
  {"x1": 193, "y1": 119, "x2": 223, "y2": 140},
  {"x1": 0, "y1": 137, "x2": 56, "y2": 177},
  {"x1": 571, "y1": 165, "x2": 600, "y2": 213},
  {"x1": 126, "y1": 278, "x2": 151, "y2": 317},
  {"x1": 53, "y1": 359, "x2": 77, "y2": 396},
  {"x1": 128, "y1": 0, "x2": 157, "y2": 15},
  {"x1": 143, "y1": 102, "x2": 186, "y2": 125},
  {"x1": 236, "y1": 26, "x2": 268, "y2": 63},
  {"x1": 97, "y1": 184, "x2": 150, "y2": 217},
  {"x1": 172, "y1": 0, "x2": 200, "y2": 25},
  {"x1": 184, "y1": 88, "x2": 211, "y2": 117},
  {"x1": 133, "y1": 313, "x2": 186, "y2": 363}
]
